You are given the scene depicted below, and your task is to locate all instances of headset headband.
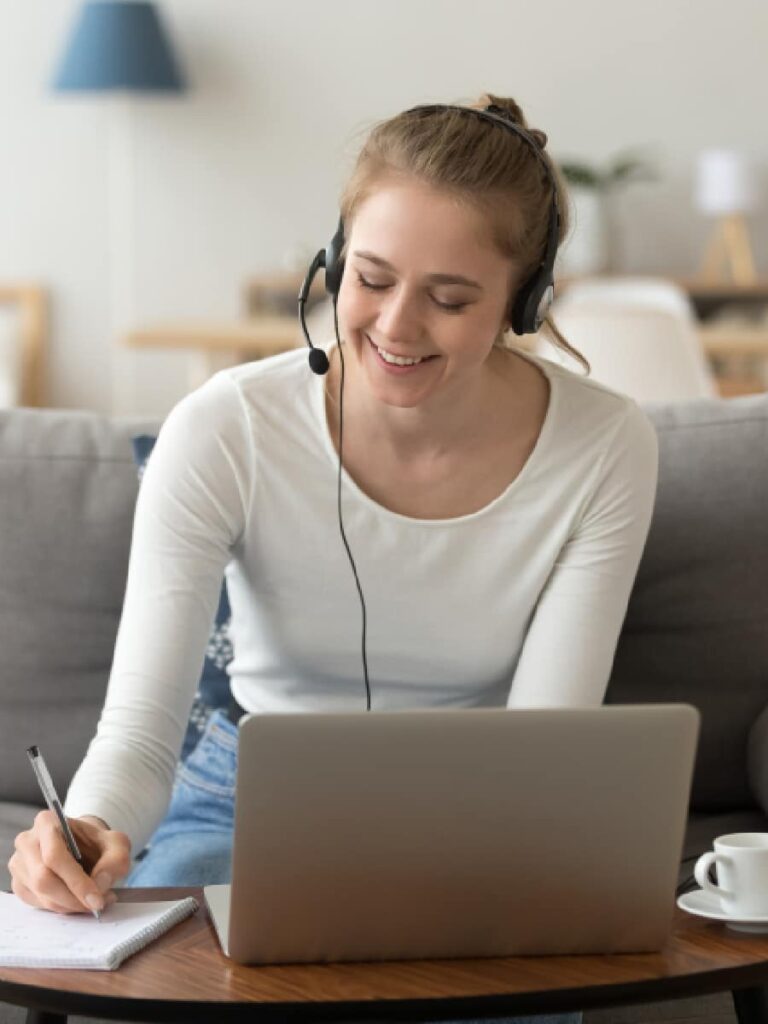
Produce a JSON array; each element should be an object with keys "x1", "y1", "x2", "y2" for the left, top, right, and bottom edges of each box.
[{"x1": 299, "y1": 101, "x2": 560, "y2": 368}]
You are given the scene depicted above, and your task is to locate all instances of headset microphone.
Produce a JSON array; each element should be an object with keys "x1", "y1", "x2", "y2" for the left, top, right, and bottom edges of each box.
[
  {"x1": 298, "y1": 250, "x2": 331, "y2": 375},
  {"x1": 307, "y1": 346, "x2": 330, "y2": 375}
]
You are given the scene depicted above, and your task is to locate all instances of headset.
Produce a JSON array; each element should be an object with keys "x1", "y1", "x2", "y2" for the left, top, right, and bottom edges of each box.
[{"x1": 296, "y1": 103, "x2": 561, "y2": 710}]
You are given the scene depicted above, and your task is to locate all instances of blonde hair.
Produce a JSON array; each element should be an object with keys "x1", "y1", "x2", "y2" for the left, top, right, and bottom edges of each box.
[{"x1": 338, "y1": 92, "x2": 588, "y2": 374}]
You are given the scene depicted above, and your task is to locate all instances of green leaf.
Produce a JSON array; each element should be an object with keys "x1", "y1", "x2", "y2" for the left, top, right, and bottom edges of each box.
[
  {"x1": 558, "y1": 161, "x2": 603, "y2": 189},
  {"x1": 605, "y1": 151, "x2": 657, "y2": 186},
  {"x1": 557, "y1": 151, "x2": 658, "y2": 193}
]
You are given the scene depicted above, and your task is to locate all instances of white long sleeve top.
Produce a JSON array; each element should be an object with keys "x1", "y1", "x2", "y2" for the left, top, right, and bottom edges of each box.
[{"x1": 65, "y1": 344, "x2": 659, "y2": 853}]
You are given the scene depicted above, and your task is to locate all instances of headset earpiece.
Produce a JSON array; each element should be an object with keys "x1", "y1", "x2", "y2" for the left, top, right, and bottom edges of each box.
[
  {"x1": 509, "y1": 196, "x2": 559, "y2": 335},
  {"x1": 324, "y1": 218, "x2": 346, "y2": 298}
]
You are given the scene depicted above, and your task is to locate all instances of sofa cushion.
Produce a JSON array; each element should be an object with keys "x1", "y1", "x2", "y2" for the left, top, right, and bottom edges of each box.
[
  {"x1": 132, "y1": 435, "x2": 233, "y2": 761},
  {"x1": 0, "y1": 408, "x2": 159, "y2": 806},
  {"x1": 607, "y1": 393, "x2": 768, "y2": 812},
  {"x1": 747, "y1": 704, "x2": 768, "y2": 818}
]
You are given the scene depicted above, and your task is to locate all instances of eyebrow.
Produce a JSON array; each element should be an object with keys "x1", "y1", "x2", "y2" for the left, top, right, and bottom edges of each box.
[{"x1": 352, "y1": 250, "x2": 484, "y2": 290}]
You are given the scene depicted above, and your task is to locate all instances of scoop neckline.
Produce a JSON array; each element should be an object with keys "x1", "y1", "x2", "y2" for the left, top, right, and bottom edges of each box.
[{"x1": 312, "y1": 342, "x2": 558, "y2": 527}]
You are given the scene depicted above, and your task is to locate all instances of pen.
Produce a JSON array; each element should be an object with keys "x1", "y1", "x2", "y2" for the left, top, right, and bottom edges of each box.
[{"x1": 26, "y1": 744, "x2": 101, "y2": 920}]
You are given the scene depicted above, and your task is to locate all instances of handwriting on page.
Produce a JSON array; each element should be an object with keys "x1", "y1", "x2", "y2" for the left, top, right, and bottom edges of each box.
[
  {"x1": 0, "y1": 893, "x2": 193, "y2": 964},
  {"x1": 2, "y1": 906, "x2": 138, "y2": 953}
]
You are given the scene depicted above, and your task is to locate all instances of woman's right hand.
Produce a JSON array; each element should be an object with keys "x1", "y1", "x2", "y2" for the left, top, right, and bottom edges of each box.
[{"x1": 8, "y1": 812, "x2": 132, "y2": 915}]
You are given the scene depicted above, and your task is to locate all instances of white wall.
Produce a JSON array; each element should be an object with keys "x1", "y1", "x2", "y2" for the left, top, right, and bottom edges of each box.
[{"x1": 0, "y1": 0, "x2": 766, "y2": 415}]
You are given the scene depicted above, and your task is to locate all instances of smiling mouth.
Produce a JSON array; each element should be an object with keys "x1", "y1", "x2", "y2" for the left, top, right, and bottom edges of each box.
[{"x1": 366, "y1": 335, "x2": 438, "y2": 367}]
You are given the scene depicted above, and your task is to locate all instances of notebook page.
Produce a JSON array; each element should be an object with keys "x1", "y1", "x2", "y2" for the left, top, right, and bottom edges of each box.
[{"x1": 0, "y1": 892, "x2": 198, "y2": 970}]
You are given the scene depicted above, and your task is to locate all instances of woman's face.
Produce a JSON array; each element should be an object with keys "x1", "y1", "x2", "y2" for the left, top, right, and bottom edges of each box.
[{"x1": 336, "y1": 178, "x2": 517, "y2": 411}]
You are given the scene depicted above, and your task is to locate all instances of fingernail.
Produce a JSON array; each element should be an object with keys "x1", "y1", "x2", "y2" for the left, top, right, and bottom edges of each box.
[
  {"x1": 85, "y1": 893, "x2": 104, "y2": 912},
  {"x1": 94, "y1": 872, "x2": 112, "y2": 893}
]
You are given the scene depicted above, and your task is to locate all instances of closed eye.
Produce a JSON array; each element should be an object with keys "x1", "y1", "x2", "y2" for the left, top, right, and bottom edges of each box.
[{"x1": 354, "y1": 272, "x2": 469, "y2": 314}]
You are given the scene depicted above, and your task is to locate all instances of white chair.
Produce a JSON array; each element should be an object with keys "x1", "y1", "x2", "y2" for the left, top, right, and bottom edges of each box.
[
  {"x1": 554, "y1": 276, "x2": 697, "y2": 323},
  {"x1": 537, "y1": 303, "x2": 719, "y2": 402}
]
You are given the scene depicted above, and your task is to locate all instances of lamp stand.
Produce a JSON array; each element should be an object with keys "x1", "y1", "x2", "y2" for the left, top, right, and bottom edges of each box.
[
  {"x1": 699, "y1": 213, "x2": 757, "y2": 285},
  {"x1": 108, "y1": 97, "x2": 138, "y2": 414}
]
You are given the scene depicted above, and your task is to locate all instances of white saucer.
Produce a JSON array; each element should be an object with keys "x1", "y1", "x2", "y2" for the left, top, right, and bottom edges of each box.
[{"x1": 678, "y1": 888, "x2": 768, "y2": 932}]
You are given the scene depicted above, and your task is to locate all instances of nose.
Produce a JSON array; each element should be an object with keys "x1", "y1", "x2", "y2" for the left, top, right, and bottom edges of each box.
[{"x1": 375, "y1": 286, "x2": 424, "y2": 344}]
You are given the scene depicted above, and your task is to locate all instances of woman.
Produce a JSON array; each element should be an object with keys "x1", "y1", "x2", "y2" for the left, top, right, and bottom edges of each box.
[{"x1": 10, "y1": 95, "x2": 657, "y2": 1012}]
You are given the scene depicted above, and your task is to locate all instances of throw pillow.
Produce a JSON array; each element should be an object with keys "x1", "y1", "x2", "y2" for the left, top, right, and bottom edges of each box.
[{"x1": 132, "y1": 435, "x2": 234, "y2": 761}]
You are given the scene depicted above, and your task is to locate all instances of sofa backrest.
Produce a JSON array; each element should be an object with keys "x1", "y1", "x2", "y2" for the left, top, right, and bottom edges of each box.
[
  {"x1": 1, "y1": 394, "x2": 767, "y2": 814},
  {"x1": 607, "y1": 393, "x2": 768, "y2": 812},
  {"x1": 0, "y1": 408, "x2": 159, "y2": 806}
]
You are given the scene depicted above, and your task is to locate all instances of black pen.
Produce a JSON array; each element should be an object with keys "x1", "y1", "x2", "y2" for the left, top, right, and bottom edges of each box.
[{"x1": 26, "y1": 745, "x2": 101, "y2": 920}]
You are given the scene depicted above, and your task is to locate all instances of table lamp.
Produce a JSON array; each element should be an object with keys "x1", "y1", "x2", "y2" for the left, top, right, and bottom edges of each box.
[
  {"x1": 51, "y1": 1, "x2": 186, "y2": 413},
  {"x1": 695, "y1": 149, "x2": 759, "y2": 285},
  {"x1": 52, "y1": 0, "x2": 184, "y2": 92}
]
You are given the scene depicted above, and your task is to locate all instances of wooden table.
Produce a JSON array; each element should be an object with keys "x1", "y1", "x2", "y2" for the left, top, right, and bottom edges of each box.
[
  {"x1": 698, "y1": 323, "x2": 768, "y2": 358},
  {"x1": 698, "y1": 324, "x2": 768, "y2": 395},
  {"x1": 124, "y1": 316, "x2": 768, "y2": 394},
  {"x1": 3, "y1": 887, "x2": 768, "y2": 1024},
  {"x1": 124, "y1": 317, "x2": 303, "y2": 390},
  {"x1": 672, "y1": 278, "x2": 768, "y2": 322}
]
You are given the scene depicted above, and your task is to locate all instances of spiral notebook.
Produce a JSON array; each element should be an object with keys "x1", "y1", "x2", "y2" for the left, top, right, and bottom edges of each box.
[{"x1": 0, "y1": 892, "x2": 199, "y2": 970}]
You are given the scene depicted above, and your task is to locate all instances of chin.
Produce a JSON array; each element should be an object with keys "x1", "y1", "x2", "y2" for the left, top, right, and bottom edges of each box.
[{"x1": 372, "y1": 390, "x2": 426, "y2": 409}]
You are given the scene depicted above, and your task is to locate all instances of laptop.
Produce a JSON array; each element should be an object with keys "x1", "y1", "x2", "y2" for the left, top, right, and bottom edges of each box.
[{"x1": 204, "y1": 703, "x2": 699, "y2": 964}]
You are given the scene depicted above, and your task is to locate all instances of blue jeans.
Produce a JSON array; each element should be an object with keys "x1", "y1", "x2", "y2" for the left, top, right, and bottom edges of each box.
[
  {"x1": 126, "y1": 709, "x2": 237, "y2": 887},
  {"x1": 126, "y1": 710, "x2": 581, "y2": 1024}
]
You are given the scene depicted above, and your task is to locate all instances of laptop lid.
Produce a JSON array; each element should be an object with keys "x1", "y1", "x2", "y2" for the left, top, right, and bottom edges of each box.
[{"x1": 208, "y1": 704, "x2": 699, "y2": 964}]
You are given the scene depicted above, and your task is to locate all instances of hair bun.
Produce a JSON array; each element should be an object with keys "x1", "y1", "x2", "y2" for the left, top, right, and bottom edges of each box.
[
  {"x1": 484, "y1": 102, "x2": 520, "y2": 124},
  {"x1": 481, "y1": 96, "x2": 547, "y2": 150}
]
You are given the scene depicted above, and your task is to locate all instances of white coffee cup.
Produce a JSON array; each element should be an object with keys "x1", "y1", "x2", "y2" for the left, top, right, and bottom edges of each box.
[{"x1": 694, "y1": 833, "x2": 768, "y2": 917}]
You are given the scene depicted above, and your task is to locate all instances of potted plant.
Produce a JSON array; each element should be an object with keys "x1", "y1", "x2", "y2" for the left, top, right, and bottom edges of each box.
[{"x1": 556, "y1": 152, "x2": 657, "y2": 276}]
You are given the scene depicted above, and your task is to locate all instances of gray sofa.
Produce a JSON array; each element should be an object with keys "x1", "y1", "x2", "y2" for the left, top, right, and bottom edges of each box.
[{"x1": 1, "y1": 394, "x2": 767, "y2": 1024}]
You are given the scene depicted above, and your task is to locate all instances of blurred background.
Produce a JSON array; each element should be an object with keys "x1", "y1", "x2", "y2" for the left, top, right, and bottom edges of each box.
[{"x1": 1, "y1": 0, "x2": 767, "y2": 416}]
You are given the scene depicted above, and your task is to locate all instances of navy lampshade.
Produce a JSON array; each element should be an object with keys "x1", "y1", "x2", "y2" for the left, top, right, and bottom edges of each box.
[{"x1": 52, "y1": 1, "x2": 185, "y2": 93}]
